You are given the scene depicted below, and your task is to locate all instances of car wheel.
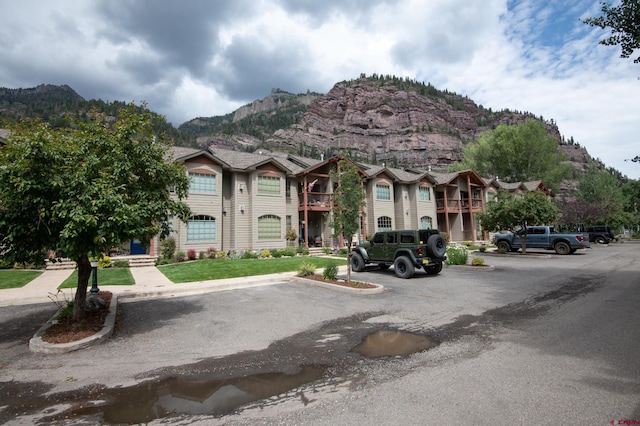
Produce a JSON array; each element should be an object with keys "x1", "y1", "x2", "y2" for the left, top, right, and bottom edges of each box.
[
  {"x1": 497, "y1": 240, "x2": 511, "y2": 252},
  {"x1": 425, "y1": 262, "x2": 443, "y2": 275},
  {"x1": 351, "y1": 253, "x2": 365, "y2": 272},
  {"x1": 427, "y1": 234, "x2": 447, "y2": 258},
  {"x1": 394, "y1": 256, "x2": 414, "y2": 279},
  {"x1": 595, "y1": 236, "x2": 607, "y2": 244},
  {"x1": 554, "y1": 241, "x2": 571, "y2": 255}
]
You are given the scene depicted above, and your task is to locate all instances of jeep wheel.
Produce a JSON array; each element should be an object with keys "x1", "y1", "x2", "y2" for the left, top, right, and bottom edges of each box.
[
  {"x1": 351, "y1": 253, "x2": 365, "y2": 272},
  {"x1": 394, "y1": 256, "x2": 414, "y2": 279},
  {"x1": 425, "y1": 262, "x2": 443, "y2": 275},
  {"x1": 595, "y1": 236, "x2": 607, "y2": 244},
  {"x1": 497, "y1": 240, "x2": 511, "y2": 252},
  {"x1": 427, "y1": 234, "x2": 447, "y2": 258},
  {"x1": 554, "y1": 241, "x2": 571, "y2": 255}
]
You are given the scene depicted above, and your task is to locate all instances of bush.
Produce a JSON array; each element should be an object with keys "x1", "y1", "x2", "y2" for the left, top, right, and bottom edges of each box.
[
  {"x1": 175, "y1": 251, "x2": 186, "y2": 262},
  {"x1": 227, "y1": 251, "x2": 241, "y2": 260},
  {"x1": 272, "y1": 249, "x2": 283, "y2": 258},
  {"x1": 339, "y1": 248, "x2": 348, "y2": 256},
  {"x1": 215, "y1": 250, "x2": 227, "y2": 259},
  {"x1": 206, "y1": 247, "x2": 218, "y2": 259},
  {"x1": 98, "y1": 256, "x2": 111, "y2": 269},
  {"x1": 298, "y1": 261, "x2": 316, "y2": 276},
  {"x1": 281, "y1": 246, "x2": 296, "y2": 257},
  {"x1": 440, "y1": 233, "x2": 449, "y2": 243},
  {"x1": 260, "y1": 249, "x2": 272, "y2": 258},
  {"x1": 112, "y1": 260, "x2": 129, "y2": 268},
  {"x1": 445, "y1": 244, "x2": 468, "y2": 265},
  {"x1": 322, "y1": 247, "x2": 331, "y2": 255},
  {"x1": 323, "y1": 263, "x2": 338, "y2": 280},
  {"x1": 497, "y1": 247, "x2": 508, "y2": 254},
  {"x1": 160, "y1": 237, "x2": 176, "y2": 260},
  {"x1": 471, "y1": 257, "x2": 485, "y2": 266},
  {"x1": 296, "y1": 246, "x2": 309, "y2": 255},
  {"x1": 243, "y1": 250, "x2": 258, "y2": 259},
  {"x1": 187, "y1": 249, "x2": 197, "y2": 261}
]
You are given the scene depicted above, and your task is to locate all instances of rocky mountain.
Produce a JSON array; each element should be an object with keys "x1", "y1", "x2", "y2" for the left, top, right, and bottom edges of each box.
[{"x1": 189, "y1": 76, "x2": 593, "y2": 173}]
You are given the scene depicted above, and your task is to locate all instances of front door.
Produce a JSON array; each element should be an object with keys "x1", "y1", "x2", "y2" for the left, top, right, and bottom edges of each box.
[{"x1": 130, "y1": 239, "x2": 147, "y2": 255}]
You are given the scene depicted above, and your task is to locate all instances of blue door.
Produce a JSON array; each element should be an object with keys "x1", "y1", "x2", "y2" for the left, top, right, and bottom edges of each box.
[{"x1": 130, "y1": 239, "x2": 147, "y2": 255}]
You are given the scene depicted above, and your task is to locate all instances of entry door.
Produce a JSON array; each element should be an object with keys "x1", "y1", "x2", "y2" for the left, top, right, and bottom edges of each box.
[{"x1": 130, "y1": 239, "x2": 147, "y2": 255}]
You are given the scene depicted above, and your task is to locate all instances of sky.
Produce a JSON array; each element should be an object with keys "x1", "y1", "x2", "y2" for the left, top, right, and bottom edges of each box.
[{"x1": 1, "y1": 0, "x2": 638, "y2": 179}]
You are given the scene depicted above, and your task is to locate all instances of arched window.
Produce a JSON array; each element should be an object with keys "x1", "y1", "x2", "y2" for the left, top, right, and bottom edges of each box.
[
  {"x1": 187, "y1": 215, "x2": 216, "y2": 241},
  {"x1": 377, "y1": 216, "x2": 392, "y2": 231},
  {"x1": 258, "y1": 214, "x2": 281, "y2": 239},
  {"x1": 420, "y1": 216, "x2": 433, "y2": 229}
]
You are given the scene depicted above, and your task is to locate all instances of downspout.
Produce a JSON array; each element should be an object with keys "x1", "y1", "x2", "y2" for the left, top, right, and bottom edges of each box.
[
  {"x1": 303, "y1": 175, "x2": 309, "y2": 249},
  {"x1": 467, "y1": 174, "x2": 476, "y2": 242}
]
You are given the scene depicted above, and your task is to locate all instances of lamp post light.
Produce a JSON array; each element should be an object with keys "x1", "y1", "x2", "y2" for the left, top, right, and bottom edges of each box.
[{"x1": 90, "y1": 259, "x2": 100, "y2": 295}]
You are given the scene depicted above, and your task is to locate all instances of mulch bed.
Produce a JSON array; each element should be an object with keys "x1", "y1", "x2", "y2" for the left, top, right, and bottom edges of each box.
[
  {"x1": 42, "y1": 292, "x2": 112, "y2": 344},
  {"x1": 304, "y1": 274, "x2": 377, "y2": 289}
]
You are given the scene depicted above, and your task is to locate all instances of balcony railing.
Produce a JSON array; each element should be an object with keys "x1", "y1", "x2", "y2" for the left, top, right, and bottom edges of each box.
[
  {"x1": 436, "y1": 198, "x2": 483, "y2": 212},
  {"x1": 299, "y1": 193, "x2": 332, "y2": 210}
]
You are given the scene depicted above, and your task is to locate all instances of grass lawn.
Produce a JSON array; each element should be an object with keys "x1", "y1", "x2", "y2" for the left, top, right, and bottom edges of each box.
[
  {"x1": 0, "y1": 270, "x2": 44, "y2": 289},
  {"x1": 159, "y1": 256, "x2": 347, "y2": 283},
  {"x1": 59, "y1": 268, "x2": 135, "y2": 289}
]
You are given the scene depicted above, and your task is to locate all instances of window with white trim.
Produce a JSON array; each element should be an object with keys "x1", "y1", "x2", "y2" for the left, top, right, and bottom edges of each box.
[
  {"x1": 376, "y1": 184, "x2": 390, "y2": 200},
  {"x1": 258, "y1": 214, "x2": 281, "y2": 239},
  {"x1": 258, "y1": 175, "x2": 281, "y2": 195},
  {"x1": 418, "y1": 186, "x2": 431, "y2": 201},
  {"x1": 187, "y1": 215, "x2": 216, "y2": 242},
  {"x1": 189, "y1": 172, "x2": 216, "y2": 194},
  {"x1": 420, "y1": 216, "x2": 433, "y2": 229},
  {"x1": 377, "y1": 216, "x2": 392, "y2": 231}
]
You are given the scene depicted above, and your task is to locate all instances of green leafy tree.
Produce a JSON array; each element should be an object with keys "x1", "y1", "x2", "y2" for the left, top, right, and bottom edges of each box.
[
  {"x1": 456, "y1": 120, "x2": 570, "y2": 192},
  {"x1": 328, "y1": 159, "x2": 365, "y2": 283},
  {"x1": 582, "y1": 0, "x2": 640, "y2": 63},
  {"x1": 477, "y1": 190, "x2": 559, "y2": 253},
  {"x1": 0, "y1": 105, "x2": 191, "y2": 321}
]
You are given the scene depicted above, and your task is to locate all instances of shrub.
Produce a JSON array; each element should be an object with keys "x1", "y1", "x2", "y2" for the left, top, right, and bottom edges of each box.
[
  {"x1": 471, "y1": 257, "x2": 485, "y2": 266},
  {"x1": 260, "y1": 249, "x2": 272, "y2": 258},
  {"x1": 298, "y1": 261, "x2": 316, "y2": 276},
  {"x1": 463, "y1": 241, "x2": 472, "y2": 247},
  {"x1": 243, "y1": 250, "x2": 258, "y2": 259},
  {"x1": 175, "y1": 251, "x2": 186, "y2": 262},
  {"x1": 98, "y1": 256, "x2": 111, "y2": 269},
  {"x1": 187, "y1": 249, "x2": 197, "y2": 261},
  {"x1": 323, "y1": 263, "x2": 338, "y2": 280},
  {"x1": 322, "y1": 247, "x2": 331, "y2": 255},
  {"x1": 339, "y1": 248, "x2": 348, "y2": 256},
  {"x1": 156, "y1": 258, "x2": 172, "y2": 265},
  {"x1": 215, "y1": 250, "x2": 227, "y2": 259},
  {"x1": 497, "y1": 247, "x2": 508, "y2": 254},
  {"x1": 285, "y1": 228, "x2": 297, "y2": 242},
  {"x1": 206, "y1": 247, "x2": 218, "y2": 259},
  {"x1": 227, "y1": 251, "x2": 241, "y2": 260},
  {"x1": 160, "y1": 237, "x2": 176, "y2": 260},
  {"x1": 445, "y1": 244, "x2": 468, "y2": 265},
  {"x1": 112, "y1": 260, "x2": 129, "y2": 268},
  {"x1": 440, "y1": 233, "x2": 449, "y2": 243},
  {"x1": 297, "y1": 246, "x2": 309, "y2": 255},
  {"x1": 0, "y1": 258, "x2": 10, "y2": 269},
  {"x1": 281, "y1": 246, "x2": 296, "y2": 257},
  {"x1": 272, "y1": 249, "x2": 283, "y2": 258}
]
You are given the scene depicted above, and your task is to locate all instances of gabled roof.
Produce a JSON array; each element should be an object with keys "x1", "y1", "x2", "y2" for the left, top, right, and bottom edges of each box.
[
  {"x1": 166, "y1": 147, "x2": 227, "y2": 167},
  {"x1": 209, "y1": 148, "x2": 293, "y2": 174}
]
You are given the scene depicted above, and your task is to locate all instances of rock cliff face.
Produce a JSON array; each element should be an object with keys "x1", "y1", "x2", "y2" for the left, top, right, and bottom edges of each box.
[{"x1": 263, "y1": 78, "x2": 564, "y2": 169}]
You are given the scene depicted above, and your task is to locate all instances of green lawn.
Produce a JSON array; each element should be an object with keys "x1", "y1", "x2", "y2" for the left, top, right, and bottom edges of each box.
[
  {"x1": 159, "y1": 257, "x2": 346, "y2": 283},
  {"x1": 0, "y1": 270, "x2": 43, "y2": 289},
  {"x1": 59, "y1": 268, "x2": 135, "y2": 289}
]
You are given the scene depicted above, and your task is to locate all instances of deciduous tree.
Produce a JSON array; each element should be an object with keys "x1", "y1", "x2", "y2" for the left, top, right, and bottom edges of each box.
[
  {"x1": 0, "y1": 105, "x2": 191, "y2": 321},
  {"x1": 582, "y1": 0, "x2": 640, "y2": 63}
]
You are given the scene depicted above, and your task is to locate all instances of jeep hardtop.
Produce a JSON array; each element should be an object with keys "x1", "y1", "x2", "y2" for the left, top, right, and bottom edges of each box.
[{"x1": 351, "y1": 229, "x2": 447, "y2": 278}]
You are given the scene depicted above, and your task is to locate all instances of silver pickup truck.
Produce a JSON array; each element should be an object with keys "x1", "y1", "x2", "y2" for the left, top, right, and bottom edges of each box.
[{"x1": 492, "y1": 225, "x2": 590, "y2": 255}]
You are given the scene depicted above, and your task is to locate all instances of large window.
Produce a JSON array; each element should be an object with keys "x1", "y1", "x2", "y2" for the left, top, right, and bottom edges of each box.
[
  {"x1": 420, "y1": 216, "x2": 433, "y2": 229},
  {"x1": 258, "y1": 214, "x2": 281, "y2": 240},
  {"x1": 258, "y1": 175, "x2": 281, "y2": 195},
  {"x1": 189, "y1": 172, "x2": 216, "y2": 194},
  {"x1": 376, "y1": 184, "x2": 391, "y2": 200},
  {"x1": 377, "y1": 216, "x2": 392, "y2": 231},
  {"x1": 187, "y1": 215, "x2": 216, "y2": 242},
  {"x1": 419, "y1": 186, "x2": 431, "y2": 201}
]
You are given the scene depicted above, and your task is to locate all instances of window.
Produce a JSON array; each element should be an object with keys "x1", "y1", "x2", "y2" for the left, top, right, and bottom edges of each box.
[
  {"x1": 285, "y1": 179, "x2": 291, "y2": 198},
  {"x1": 400, "y1": 232, "x2": 415, "y2": 243},
  {"x1": 258, "y1": 175, "x2": 281, "y2": 195},
  {"x1": 420, "y1": 216, "x2": 433, "y2": 229},
  {"x1": 386, "y1": 233, "x2": 397, "y2": 244},
  {"x1": 376, "y1": 184, "x2": 390, "y2": 200},
  {"x1": 373, "y1": 233, "x2": 384, "y2": 244},
  {"x1": 377, "y1": 216, "x2": 392, "y2": 231},
  {"x1": 419, "y1": 186, "x2": 431, "y2": 201},
  {"x1": 258, "y1": 215, "x2": 281, "y2": 239},
  {"x1": 189, "y1": 172, "x2": 216, "y2": 194},
  {"x1": 187, "y1": 215, "x2": 216, "y2": 242}
]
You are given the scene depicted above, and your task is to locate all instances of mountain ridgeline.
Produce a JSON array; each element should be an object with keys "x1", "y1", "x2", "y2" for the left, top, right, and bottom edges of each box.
[{"x1": 1, "y1": 77, "x2": 602, "y2": 179}]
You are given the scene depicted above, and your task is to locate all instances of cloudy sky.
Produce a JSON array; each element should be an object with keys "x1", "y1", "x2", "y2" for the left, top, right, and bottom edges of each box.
[{"x1": 1, "y1": 0, "x2": 638, "y2": 179}]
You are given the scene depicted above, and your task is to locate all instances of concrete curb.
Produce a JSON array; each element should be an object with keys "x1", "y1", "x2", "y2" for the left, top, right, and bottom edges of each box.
[
  {"x1": 29, "y1": 295, "x2": 118, "y2": 354},
  {"x1": 445, "y1": 264, "x2": 495, "y2": 271},
  {"x1": 292, "y1": 276, "x2": 385, "y2": 294}
]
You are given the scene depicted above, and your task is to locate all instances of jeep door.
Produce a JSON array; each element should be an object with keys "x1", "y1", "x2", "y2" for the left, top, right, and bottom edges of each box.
[
  {"x1": 369, "y1": 232, "x2": 386, "y2": 260},
  {"x1": 384, "y1": 232, "x2": 399, "y2": 260}
]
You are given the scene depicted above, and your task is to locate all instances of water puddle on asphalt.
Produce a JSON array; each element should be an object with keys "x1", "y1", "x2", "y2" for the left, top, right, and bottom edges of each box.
[
  {"x1": 39, "y1": 365, "x2": 326, "y2": 424},
  {"x1": 351, "y1": 330, "x2": 439, "y2": 358}
]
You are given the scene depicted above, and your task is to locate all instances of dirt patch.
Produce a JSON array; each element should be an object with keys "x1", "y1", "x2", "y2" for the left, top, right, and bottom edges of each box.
[
  {"x1": 303, "y1": 274, "x2": 377, "y2": 289},
  {"x1": 42, "y1": 292, "x2": 112, "y2": 344}
]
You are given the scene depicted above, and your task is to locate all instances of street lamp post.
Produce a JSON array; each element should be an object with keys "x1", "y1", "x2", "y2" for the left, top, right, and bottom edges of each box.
[{"x1": 90, "y1": 259, "x2": 100, "y2": 295}]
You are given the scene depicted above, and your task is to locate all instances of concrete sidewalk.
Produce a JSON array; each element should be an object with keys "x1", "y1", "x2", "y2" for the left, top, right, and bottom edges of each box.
[{"x1": 0, "y1": 264, "x2": 346, "y2": 307}]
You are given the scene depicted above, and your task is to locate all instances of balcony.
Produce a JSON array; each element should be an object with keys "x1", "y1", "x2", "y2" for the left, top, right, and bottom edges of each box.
[
  {"x1": 299, "y1": 193, "x2": 332, "y2": 211},
  {"x1": 436, "y1": 198, "x2": 483, "y2": 213}
]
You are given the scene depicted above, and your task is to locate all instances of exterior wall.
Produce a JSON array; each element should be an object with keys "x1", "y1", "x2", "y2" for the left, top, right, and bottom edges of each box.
[
  {"x1": 368, "y1": 176, "x2": 396, "y2": 233},
  {"x1": 250, "y1": 165, "x2": 288, "y2": 250},
  {"x1": 415, "y1": 182, "x2": 437, "y2": 229},
  {"x1": 394, "y1": 184, "x2": 411, "y2": 229}
]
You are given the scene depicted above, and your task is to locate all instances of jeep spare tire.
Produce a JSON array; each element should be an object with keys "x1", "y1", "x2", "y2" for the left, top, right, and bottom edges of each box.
[{"x1": 427, "y1": 234, "x2": 447, "y2": 258}]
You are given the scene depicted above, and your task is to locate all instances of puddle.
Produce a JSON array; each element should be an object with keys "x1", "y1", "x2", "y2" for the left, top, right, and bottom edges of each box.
[
  {"x1": 351, "y1": 330, "x2": 439, "y2": 358},
  {"x1": 28, "y1": 365, "x2": 326, "y2": 424}
]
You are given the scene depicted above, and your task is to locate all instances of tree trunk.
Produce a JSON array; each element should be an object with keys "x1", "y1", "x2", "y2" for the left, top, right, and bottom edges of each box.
[
  {"x1": 73, "y1": 254, "x2": 91, "y2": 322},
  {"x1": 521, "y1": 235, "x2": 527, "y2": 254},
  {"x1": 346, "y1": 241, "x2": 352, "y2": 283}
]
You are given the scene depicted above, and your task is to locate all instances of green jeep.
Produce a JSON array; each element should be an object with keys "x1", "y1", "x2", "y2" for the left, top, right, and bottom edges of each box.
[{"x1": 351, "y1": 229, "x2": 447, "y2": 278}]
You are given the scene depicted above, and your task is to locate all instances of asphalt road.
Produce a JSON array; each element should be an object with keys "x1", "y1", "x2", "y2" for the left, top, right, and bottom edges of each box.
[{"x1": 0, "y1": 243, "x2": 638, "y2": 424}]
